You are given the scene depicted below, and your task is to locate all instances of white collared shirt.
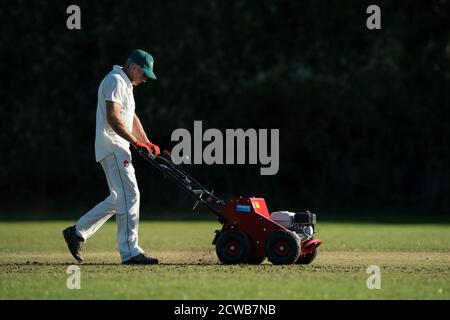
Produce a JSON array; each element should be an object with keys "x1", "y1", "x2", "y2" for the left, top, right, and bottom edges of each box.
[{"x1": 95, "y1": 65, "x2": 135, "y2": 162}]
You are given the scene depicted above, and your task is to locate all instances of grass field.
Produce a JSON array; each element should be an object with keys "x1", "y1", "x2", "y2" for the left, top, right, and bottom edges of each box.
[{"x1": 0, "y1": 220, "x2": 449, "y2": 299}]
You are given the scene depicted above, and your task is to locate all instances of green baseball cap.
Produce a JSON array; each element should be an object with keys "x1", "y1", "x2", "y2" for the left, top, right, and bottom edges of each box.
[{"x1": 128, "y1": 49, "x2": 157, "y2": 80}]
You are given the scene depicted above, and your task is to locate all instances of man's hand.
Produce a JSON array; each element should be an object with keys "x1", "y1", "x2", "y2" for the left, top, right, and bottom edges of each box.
[
  {"x1": 146, "y1": 141, "x2": 160, "y2": 156},
  {"x1": 132, "y1": 140, "x2": 152, "y2": 156}
]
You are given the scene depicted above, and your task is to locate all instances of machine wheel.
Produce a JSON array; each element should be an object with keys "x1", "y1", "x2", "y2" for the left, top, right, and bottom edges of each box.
[
  {"x1": 296, "y1": 249, "x2": 318, "y2": 264},
  {"x1": 265, "y1": 230, "x2": 301, "y2": 265},
  {"x1": 247, "y1": 256, "x2": 266, "y2": 265},
  {"x1": 216, "y1": 230, "x2": 251, "y2": 264}
]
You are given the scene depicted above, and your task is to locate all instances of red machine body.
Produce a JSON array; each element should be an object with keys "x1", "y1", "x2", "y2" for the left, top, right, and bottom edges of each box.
[{"x1": 218, "y1": 197, "x2": 323, "y2": 260}]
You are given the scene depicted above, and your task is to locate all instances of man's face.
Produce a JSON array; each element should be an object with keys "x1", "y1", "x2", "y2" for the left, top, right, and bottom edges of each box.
[{"x1": 130, "y1": 63, "x2": 148, "y2": 86}]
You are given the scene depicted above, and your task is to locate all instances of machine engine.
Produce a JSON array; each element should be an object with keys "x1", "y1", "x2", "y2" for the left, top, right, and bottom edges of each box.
[{"x1": 270, "y1": 211, "x2": 316, "y2": 242}]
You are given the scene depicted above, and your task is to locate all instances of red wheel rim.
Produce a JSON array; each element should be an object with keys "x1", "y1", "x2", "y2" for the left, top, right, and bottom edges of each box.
[
  {"x1": 274, "y1": 240, "x2": 289, "y2": 256},
  {"x1": 225, "y1": 240, "x2": 241, "y2": 257}
]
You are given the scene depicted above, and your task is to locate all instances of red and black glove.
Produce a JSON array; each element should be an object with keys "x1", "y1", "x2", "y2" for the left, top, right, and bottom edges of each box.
[
  {"x1": 132, "y1": 140, "x2": 152, "y2": 156},
  {"x1": 146, "y1": 141, "x2": 160, "y2": 156}
]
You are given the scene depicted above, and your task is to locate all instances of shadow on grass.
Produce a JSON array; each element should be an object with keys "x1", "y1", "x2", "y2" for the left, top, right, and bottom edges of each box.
[{"x1": 0, "y1": 262, "x2": 244, "y2": 267}]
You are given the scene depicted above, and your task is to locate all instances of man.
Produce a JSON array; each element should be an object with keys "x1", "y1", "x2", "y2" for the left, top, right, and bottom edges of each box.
[{"x1": 63, "y1": 49, "x2": 160, "y2": 265}]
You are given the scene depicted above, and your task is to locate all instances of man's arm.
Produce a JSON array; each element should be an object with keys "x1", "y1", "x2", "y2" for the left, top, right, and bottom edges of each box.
[
  {"x1": 132, "y1": 113, "x2": 150, "y2": 144},
  {"x1": 132, "y1": 113, "x2": 161, "y2": 156},
  {"x1": 106, "y1": 101, "x2": 138, "y2": 144}
]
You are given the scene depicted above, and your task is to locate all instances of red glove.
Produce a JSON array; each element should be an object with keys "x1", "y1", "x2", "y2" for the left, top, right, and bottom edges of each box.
[
  {"x1": 146, "y1": 141, "x2": 160, "y2": 156},
  {"x1": 132, "y1": 140, "x2": 151, "y2": 156}
]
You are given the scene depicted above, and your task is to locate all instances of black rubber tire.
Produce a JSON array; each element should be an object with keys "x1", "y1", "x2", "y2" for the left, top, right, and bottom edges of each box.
[
  {"x1": 296, "y1": 249, "x2": 318, "y2": 265},
  {"x1": 247, "y1": 256, "x2": 266, "y2": 265},
  {"x1": 265, "y1": 230, "x2": 302, "y2": 265},
  {"x1": 216, "y1": 230, "x2": 251, "y2": 264}
]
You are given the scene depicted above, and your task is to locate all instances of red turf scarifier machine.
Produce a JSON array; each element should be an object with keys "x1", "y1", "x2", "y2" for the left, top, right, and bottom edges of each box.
[{"x1": 140, "y1": 150, "x2": 323, "y2": 265}]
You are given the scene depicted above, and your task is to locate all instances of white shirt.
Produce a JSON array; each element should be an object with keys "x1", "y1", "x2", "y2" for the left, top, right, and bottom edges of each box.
[{"x1": 95, "y1": 65, "x2": 135, "y2": 162}]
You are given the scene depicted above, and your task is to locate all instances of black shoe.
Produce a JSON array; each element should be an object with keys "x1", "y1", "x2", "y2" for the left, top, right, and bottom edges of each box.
[
  {"x1": 62, "y1": 225, "x2": 84, "y2": 263},
  {"x1": 123, "y1": 253, "x2": 159, "y2": 265}
]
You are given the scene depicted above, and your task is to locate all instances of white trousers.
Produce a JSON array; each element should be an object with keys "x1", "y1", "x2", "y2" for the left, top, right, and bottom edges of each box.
[{"x1": 75, "y1": 149, "x2": 144, "y2": 262}]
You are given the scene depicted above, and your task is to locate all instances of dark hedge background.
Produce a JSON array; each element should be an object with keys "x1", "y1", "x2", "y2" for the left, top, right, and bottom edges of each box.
[{"x1": 0, "y1": 1, "x2": 449, "y2": 217}]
